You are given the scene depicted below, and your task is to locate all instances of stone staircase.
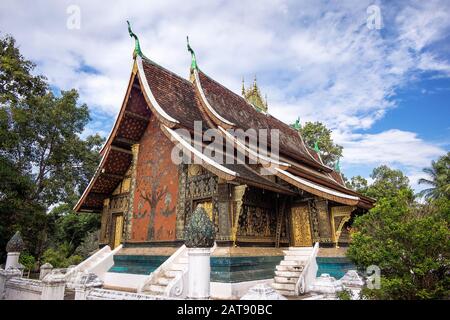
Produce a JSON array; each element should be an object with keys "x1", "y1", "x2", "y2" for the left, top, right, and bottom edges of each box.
[
  {"x1": 272, "y1": 244, "x2": 319, "y2": 296},
  {"x1": 138, "y1": 245, "x2": 189, "y2": 297},
  {"x1": 65, "y1": 245, "x2": 122, "y2": 286}
]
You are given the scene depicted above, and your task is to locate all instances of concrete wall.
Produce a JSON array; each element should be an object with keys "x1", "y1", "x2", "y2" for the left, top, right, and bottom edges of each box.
[{"x1": 4, "y1": 278, "x2": 43, "y2": 300}]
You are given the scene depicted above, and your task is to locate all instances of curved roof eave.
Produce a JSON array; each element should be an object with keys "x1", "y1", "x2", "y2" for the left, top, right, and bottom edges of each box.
[
  {"x1": 193, "y1": 69, "x2": 235, "y2": 128},
  {"x1": 274, "y1": 167, "x2": 361, "y2": 207},
  {"x1": 74, "y1": 145, "x2": 111, "y2": 212},
  {"x1": 161, "y1": 124, "x2": 237, "y2": 181},
  {"x1": 218, "y1": 126, "x2": 290, "y2": 170}
]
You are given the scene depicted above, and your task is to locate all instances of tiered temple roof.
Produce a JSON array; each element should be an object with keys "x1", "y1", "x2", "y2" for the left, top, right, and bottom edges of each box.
[{"x1": 75, "y1": 27, "x2": 374, "y2": 212}]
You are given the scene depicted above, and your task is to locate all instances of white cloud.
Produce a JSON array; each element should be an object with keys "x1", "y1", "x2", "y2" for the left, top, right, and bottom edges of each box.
[{"x1": 338, "y1": 129, "x2": 445, "y2": 168}]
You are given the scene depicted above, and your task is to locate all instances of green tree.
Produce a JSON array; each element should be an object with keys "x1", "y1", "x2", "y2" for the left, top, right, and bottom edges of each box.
[
  {"x1": 0, "y1": 34, "x2": 104, "y2": 263},
  {"x1": 347, "y1": 175, "x2": 369, "y2": 194},
  {"x1": 48, "y1": 203, "x2": 100, "y2": 257},
  {"x1": 347, "y1": 191, "x2": 450, "y2": 299},
  {"x1": 298, "y1": 121, "x2": 343, "y2": 167},
  {"x1": 0, "y1": 156, "x2": 46, "y2": 262},
  {"x1": 418, "y1": 152, "x2": 450, "y2": 201},
  {"x1": 0, "y1": 35, "x2": 46, "y2": 104},
  {"x1": 365, "y1": 165, "x2": 414, "y2": 201}
]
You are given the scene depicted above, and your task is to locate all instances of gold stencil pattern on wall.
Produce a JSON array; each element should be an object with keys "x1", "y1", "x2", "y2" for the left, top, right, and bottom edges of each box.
[{"x1": 291, "y1": 204, "x2": 312, "y2": 247}]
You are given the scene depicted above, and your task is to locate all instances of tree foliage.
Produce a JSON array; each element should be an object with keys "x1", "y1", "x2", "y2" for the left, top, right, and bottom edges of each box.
[
  {"x1": 347, "y1": 165, "x2": 414, "y2": 202},
  {"x1": 347, "y1": 192, "x2": 450, "y2": 299},
  {"x1": 299, "y1": 121, "x2": 343, "y2": 166},
  {"x1": 418, "y1": 152, "x2": 450, "y2": 201},
  {"x1": 0, "y1": 33, "x2": 103, "y2": 264},
  {"x1": 48, "y1": 203, "x2": 100, "y2": 257},
  {"x1": 347, "y1": 164, "x2": 449, "y2": 299},
  {"x1": 346, "y1": 175, "x2": 369, "y2": 194}
]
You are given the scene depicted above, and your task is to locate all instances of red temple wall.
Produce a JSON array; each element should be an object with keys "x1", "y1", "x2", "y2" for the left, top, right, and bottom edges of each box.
[{"x1": 131, "y1": 115, "x2": 178, "y2": 241}]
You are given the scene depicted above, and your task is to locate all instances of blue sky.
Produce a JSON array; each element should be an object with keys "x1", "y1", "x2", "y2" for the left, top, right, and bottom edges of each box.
[{"x1": 0, "y1": 0, "x2": 449, "y2": 191}]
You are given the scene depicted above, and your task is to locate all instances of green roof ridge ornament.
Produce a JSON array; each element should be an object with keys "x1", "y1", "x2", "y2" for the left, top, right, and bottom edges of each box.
[
  {"x1": 292, "y1": 117, "x2": 302, "y2": 131},
  {"x1": 187, "y1": 36, "x2": 198, "y2": 70},
  {"x1": 127, "y1": 20, "x2": 144, "y2": 59},
  {"x1": 335, "y1": 158, "x2": 341, "y2": 173},
  {"x1": 314, "y1": 141, "x2": 320, "y2": 153}
]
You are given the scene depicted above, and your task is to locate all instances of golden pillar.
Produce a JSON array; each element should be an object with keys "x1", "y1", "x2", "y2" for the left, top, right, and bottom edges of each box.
[{"x1": 124, "y1": 143, "x2": 140, "y2": 241}]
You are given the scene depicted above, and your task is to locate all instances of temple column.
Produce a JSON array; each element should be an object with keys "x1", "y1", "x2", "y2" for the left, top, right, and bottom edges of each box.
[
  {"x1": 100, "y1": 198, "x2": 110, "y2": 245},
  {"x1": 176, "y1": 164, "x2": 188, "y2": 240},
  {"x1": 124, "y1": 143, "x2": 140, "y2": 241},
  {"x1": 231, "y1": 185, "x2": 247, "y2": 244},
  {"x1": 217, "y1": 182, "x2": 232, "y2": 241}
]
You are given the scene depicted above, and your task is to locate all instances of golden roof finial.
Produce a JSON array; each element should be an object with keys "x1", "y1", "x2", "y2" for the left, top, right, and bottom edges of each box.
[{"x1": 242, "y1": 74, "x2": 268, "y2": 113}]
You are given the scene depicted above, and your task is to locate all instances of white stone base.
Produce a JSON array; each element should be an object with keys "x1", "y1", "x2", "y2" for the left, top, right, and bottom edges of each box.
[
  {"x1": 103, "y1": 272, "x2": 148, "y2": 291},
  {"x1": 211, "y1": 279, "x2": 274, "y2": 300},
  {"x1": 5, "y1": 252, "x2": 20, "y2": 270},
  {"x1": 187, "y1": 248, "x2": 211, "y2": 299}
]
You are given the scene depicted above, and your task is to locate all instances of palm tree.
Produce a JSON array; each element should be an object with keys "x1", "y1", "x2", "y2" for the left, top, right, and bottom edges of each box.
[{"x1": 418, "y1": 152, "x2": 450, "y2": 200}]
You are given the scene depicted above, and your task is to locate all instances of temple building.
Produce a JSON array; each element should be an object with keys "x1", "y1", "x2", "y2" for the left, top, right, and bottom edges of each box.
[{"x1": 74, "y1": 24, "x2": 374, "y2": 297}]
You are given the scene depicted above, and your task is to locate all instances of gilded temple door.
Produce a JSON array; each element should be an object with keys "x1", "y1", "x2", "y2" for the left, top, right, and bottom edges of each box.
[
  {"x1": 112, "y1": 213, "x2": 124, "y2": 249},
  {"x1": 290, "y1": 204, "x2": 313, "y2": 247}
]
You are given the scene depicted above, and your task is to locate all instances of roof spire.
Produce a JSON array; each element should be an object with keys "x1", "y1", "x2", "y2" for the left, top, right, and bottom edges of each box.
[
  {"x1": 241, "y1": 77, "x2": 245, "y2": 95},
  {"x1": 314, "y1": 141, "x2": 320, "y2": 153},
  {"x1": 187, "y1": 36, "x2": 198, "y2": 70},
  {"x1": 127, "y1": 21, "x2": 144, "y2": 59},
  {"x1": 292, "y1": 117, "x2": 301, "y2": 131},
  {"x1": 334, "y1": 158, "x2": 341, "y2": 173}
]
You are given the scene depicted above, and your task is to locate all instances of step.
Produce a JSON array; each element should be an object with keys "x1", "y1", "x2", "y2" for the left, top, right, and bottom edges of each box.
[
  {"x1": 288, "y1": 247, "x2": 313, "y2": 251},
  {"x1": 149, "y1": 284, "x2": 166, "y2": 293},
  {"x1": 145, "y1": 290, "x2": 165, "y2": 297},
  {"x1": 170, "y1": 263, "x2": 187, "y2": 271},
  {"x1": 283, "y1": 249, "x2": 311, "y2": 255},
  {"x1": 275, "y1": 270, "x2": 302, "y2": 277},
  {"x1": 284, "y1": 255, "x2": 309, "y2": 261},
  {"x1": 272, "y1": 282, "x2": 295, "y2": 291},
  {"x1": 102, "y1": 285, "x2": 137, "y2": 293},
  {"x1": 274, "y1": 288, "x2": 297, "y2": 296},
  {"x1": 157, "y1": 277, "x2": 172, "y2": 286},
  {"x1": 274, "y1": 276, "x2": 297, "y2": 284},
  {"x1": 280, "y1": 260, "x2": 305, "y2": 266},
  {"x1": 164, "y1": 270, "x2": 180, "y2": 278},
  {"x1": 276, "y1": 265, "x2": 304, "y2": 272}
]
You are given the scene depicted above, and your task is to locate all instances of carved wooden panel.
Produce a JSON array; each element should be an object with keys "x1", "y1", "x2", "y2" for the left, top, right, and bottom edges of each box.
[
  {"x1": 290, "y1": 204, "x2": 312, "y2": 247},
  {"x1": 110, "y1": 194, "x2": 129, "y2": 214},
  {"x1": 316, "y1": 200, "x2": 333, "y2": 243},
  {"x1": 237, "y1": 205, "x2": 276, "y2": 238}
]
